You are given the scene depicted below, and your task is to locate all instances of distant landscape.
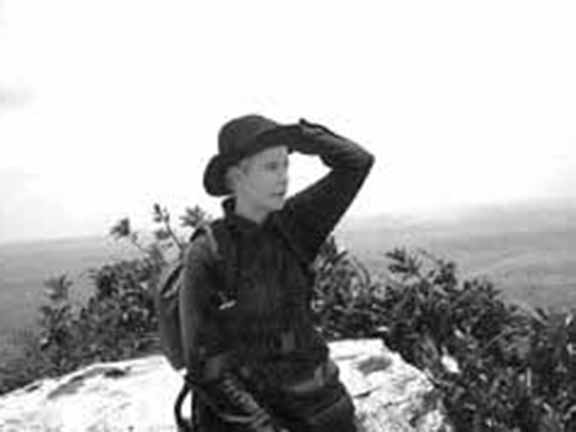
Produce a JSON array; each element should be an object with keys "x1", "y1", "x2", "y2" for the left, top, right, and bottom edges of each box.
[
  {"x1": 1, "y1": 198, "x2": 575, "y2": 361},
  {"x1": 338, "y1": 198, "x2": 576, "y2": 312},
  {"x1": 0, "y1": 236, "x2": 137, "y2": 357}
]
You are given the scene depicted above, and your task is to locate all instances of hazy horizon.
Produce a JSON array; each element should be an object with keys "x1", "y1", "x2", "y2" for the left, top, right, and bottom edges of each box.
[
  {"x1": 1, "y1": 194, "x2": 575, "y2": 246},
  {"x1": 2, "y1": 193, "x2": 575, "y2": 347}
]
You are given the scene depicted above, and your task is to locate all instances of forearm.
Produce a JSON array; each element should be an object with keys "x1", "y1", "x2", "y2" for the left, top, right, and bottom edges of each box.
[
  {"x1": 185, "y1": 344, "x2": 281, "y2": 431},
  {"x1": 193, "y1": 371, "x2": 283, "y2": 431},
  {"x1": 299, "y1": 119, "x2": 375, "y2": 171},
  {"x1": 181, "y1": 323, "x2": 278, "y2": 430},
  {"x1": 282, "y1": 119, "x2": 375, "y2": 262}
]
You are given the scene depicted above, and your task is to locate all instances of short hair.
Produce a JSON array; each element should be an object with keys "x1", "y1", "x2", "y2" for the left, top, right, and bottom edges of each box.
[{"x1": 224, "y1": 156, "x2": 253, "y2": 195}]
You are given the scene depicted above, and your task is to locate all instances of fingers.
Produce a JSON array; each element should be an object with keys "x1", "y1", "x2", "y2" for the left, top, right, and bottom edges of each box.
[{"x1": 298, "y1": 118, "x2": 323, "y2": 136}]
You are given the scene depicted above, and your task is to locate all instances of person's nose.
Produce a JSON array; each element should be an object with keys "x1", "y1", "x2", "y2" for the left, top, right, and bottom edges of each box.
[{"x1": 279, "y1": 167, "x2": 289, "y2": 189}]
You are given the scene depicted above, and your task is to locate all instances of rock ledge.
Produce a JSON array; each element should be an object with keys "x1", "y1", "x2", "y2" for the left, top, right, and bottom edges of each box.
[{"x1": 0, "y1": 339, "x2": 449, "y2": 431}]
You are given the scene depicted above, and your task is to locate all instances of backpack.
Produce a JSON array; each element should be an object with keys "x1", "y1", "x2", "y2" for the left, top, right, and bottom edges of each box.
[{"x1": 154, "y1": 219, "x2": 236, "y2": 431}]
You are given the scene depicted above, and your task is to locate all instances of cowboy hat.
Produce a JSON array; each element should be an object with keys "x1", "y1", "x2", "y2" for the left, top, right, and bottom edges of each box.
[{"x1": 203, "y1": 114, "x2": 296, "y2": 196}]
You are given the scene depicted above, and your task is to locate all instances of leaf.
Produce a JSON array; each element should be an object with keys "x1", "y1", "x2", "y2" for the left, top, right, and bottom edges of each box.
[
  {"x1": 43, "y1": 275, "x2": 72, "y2": 301},
  {"x1": 154, "y1": 228, "x2": 170, "y2": 241},
  {"x1": 109, "y1": 218, "x2": 131, "y2": 239},
  {"x1": 152, "y1": 203, "x2": 163, "y2": 223},
  {"x1": 180, "y1": 205, "x2": 210, "y2": 228}
]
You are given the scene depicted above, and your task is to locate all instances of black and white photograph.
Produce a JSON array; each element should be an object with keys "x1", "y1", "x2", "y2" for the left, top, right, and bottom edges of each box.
[{"x1": 1, "y1": 1, "x2": 575, "y2": 431}]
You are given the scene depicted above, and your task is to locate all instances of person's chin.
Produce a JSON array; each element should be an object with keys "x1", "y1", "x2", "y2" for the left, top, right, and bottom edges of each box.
[{"x1": 268, "y1": 196, "x2": 286, "y2": 211}]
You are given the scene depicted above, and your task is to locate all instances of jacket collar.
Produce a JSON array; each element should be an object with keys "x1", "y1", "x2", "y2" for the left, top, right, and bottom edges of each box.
[{"x1": 221, "y1": 197, "x2": 274, "y2": 236}]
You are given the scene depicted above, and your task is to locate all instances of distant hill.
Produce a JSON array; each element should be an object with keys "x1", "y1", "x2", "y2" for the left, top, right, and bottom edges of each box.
[
  {"x1": 337, "y1": 198, "x2": 576, "y2": 312},
  {"x1": 1, "y1": 198, "x2": 575, "y2": 357},
  {"x1": 0, "y1": 236, "x2": 138, "y2": 354}
]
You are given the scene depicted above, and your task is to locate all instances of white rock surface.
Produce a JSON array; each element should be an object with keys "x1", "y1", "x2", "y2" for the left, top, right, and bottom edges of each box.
[{"x1": 0, "y1": 339, "x2": 449, "y2": 431}]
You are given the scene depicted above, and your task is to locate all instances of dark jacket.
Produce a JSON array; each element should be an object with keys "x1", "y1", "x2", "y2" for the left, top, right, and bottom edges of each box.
[{"x1": 180, "y1": 124, "x2": 374, "y2": 429}]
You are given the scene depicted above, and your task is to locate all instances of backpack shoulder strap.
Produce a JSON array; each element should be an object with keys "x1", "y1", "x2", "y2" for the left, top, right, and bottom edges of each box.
[
  {"x1": 189, "y1": 219, "x2": 239, "y2": 309},
  {"x1": 210, "y1": 219, "x2": 240, "y2": 308}
]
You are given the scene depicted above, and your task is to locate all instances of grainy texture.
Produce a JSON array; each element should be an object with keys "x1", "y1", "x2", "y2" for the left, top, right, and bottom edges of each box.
[{"x1": 0, "y1": 339, "x2": 449, "y2": 432}]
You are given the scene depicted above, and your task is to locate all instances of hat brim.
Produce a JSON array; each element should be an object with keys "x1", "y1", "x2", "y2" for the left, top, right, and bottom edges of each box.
[{"x1": 203, "y1": 125, "x2": 296, "y2": 196}]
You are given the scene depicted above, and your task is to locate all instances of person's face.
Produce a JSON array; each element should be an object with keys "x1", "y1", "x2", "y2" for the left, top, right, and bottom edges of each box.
[{"x1": 232, "y1": 145, "x2": 290, "y2": 213}]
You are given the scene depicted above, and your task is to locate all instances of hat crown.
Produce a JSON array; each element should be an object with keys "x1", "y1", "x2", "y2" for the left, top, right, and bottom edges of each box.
[
  {"x1": 218, "y1": 114, "x2": 280, "y2": 155},
  {"x1": 204, "y1": 114, "x2": 291, "y2": 196}
]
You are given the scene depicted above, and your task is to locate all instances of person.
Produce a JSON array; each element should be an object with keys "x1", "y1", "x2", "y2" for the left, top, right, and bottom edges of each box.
[{"x1": 180, "y1": 114, "x2": 375, "y2": 431}]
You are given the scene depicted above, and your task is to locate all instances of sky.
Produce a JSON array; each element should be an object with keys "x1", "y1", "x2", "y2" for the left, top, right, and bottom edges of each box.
[{"x1": 1, "y1": 0, "x2": 575, "y2": 244}]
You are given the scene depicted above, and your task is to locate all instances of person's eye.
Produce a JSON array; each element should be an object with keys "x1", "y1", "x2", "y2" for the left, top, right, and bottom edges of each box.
[{"x1": 263, "y1": 159, "x2": 288, "y2": 171}]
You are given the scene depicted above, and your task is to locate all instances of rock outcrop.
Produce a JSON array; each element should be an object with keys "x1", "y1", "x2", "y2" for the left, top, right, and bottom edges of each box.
[{"x1": 0, "y1": 339, "x2": 450, "y2": 431}]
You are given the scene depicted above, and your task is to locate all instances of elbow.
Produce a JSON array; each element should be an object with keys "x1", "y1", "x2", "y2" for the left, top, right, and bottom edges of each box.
[
  {"x1": 351, "y1": 140, "x2": 375, "y2": 171},
  {"x1": 365, "y1": 151, "x2": 375, "y2": 169},
  {"x1": 359, "y1": 149, "x2": 375, "y2": 173}
]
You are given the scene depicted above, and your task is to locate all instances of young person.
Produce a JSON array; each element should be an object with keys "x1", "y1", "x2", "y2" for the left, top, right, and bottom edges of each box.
[{"x1": 180, "y1": 114, "x2": 375, "y2": 431}]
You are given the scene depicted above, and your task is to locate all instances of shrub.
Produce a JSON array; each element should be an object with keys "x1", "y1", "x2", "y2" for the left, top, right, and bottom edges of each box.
[
  {"x1": 0, "y1": 328, "x2": 52, "y2": 394},
  {"x1": 0, "y1": 204, "x2": 209, "y2": 394},
  {"x1": 309, "y1": 243, "x2": 576, "y2": 431},
  {"x1": 311, "y1": 235, "x2": 384, "y2": 340},
  {"x1": 374, "y1": 248, "x2": 576, "y2": 432},
  {"x1": 4, "y1": 203, "x2": 576, "y2": 432}
]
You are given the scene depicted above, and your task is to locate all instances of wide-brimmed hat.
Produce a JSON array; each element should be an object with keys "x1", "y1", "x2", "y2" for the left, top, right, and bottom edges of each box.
[{"x1": 203, "y1": 114, "x2": 295, "y2": 196}]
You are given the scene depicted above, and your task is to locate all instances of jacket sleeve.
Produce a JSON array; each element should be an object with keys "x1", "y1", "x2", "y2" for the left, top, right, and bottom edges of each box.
[
  {"x1": 281, "y1": 121, "x2": 375, "y2": 263},
  {"x1": 179, "y1": 235, "x2": 282, "y2": 431}
]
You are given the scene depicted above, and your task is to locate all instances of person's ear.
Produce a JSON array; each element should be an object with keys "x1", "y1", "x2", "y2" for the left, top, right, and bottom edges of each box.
[{"x1": 225, "y1": 165, "x2": 241, "y2": 193}]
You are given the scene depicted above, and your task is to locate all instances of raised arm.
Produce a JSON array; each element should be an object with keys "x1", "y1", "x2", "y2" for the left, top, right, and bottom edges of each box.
[{"x1": 281, "y1": 119, "x2": 375, "y2": 263}]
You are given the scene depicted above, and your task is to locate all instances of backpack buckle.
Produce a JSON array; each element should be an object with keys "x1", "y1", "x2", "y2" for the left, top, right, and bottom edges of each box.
[{"x1": 218, "y1": 298, "x2": 237, "y2": 311}]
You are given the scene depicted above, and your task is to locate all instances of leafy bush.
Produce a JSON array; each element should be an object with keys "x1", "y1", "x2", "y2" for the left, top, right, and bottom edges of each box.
[
  {"x1": 311, "y1": 236, "x2": 384, "y2": 340},
  {"x1": 313, "y1": 244, "x2": 576, "y2": 431},
  {"x1": 4, "y1": 203, "x2": 576, "y2": 432},
  {"x1": 0, "y1": 204, "x2": 210, "y2": 394},
  {"x1": 0, "y1": 328, "x2": 52, "y2": 394}
]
